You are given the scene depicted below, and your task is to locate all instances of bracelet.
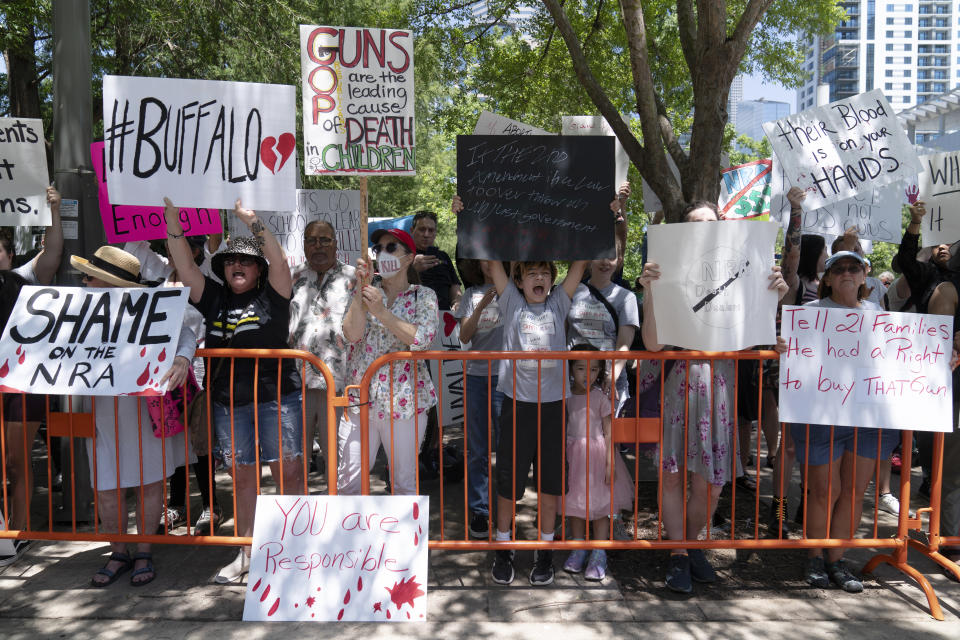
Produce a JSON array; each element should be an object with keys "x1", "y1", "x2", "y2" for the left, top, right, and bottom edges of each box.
[{"x1": 167, "y1": 230, "x2": 184, "y2": 239}]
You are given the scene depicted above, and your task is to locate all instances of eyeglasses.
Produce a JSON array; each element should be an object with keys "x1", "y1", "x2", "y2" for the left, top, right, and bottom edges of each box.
[
  {"x1": 829, "y1": 263, "x2": 864, "y2": 275},
  {"x1": 304, "y1": 236, "x2": 334, "y2": 247},
  {"x1": 223, "y1": 256, "x2": 257, "y2": 267},
  {"x1": 373, "y1": 242, "x2": 403, "y2": 255}
]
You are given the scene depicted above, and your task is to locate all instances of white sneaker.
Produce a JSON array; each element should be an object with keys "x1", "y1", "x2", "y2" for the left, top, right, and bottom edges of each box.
[{"x1": 214, "y1": 549, "x2": 249, "y2": 584}]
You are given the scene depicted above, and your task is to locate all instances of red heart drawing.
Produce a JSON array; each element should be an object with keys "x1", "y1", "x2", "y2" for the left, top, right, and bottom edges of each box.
[
  {"x1": 260, "y1": 133, "x2": 296, "y2": 174},
  {"x1": 443, "y1": 313, "x2": 457, "y2": 337}
]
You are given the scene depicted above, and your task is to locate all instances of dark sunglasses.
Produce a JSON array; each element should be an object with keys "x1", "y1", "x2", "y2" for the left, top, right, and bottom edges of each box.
[
  {"x1": 304, "y1": 236, "x2": 334, "y2": 247},
  {"x1": 223, "y1": 256, "x2": 257, "y2": 267},
  {"x1": 373, "y1": 242, "x2": 403, "y2": 255},
  {"x1": 829, "y1": 263, "x2": 864, "y2": 275}
]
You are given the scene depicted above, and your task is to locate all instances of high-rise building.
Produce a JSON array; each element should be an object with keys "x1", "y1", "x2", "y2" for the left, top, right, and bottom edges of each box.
[
  {"x1": 736, "y1": 99, "x2": 792, "y2": 141},
  {"x1": 798, "y1": 1, "x2": 960, "y2": 115},
  {"x1": 728, "y1": 75, "x2": 744, "y2": 128}
]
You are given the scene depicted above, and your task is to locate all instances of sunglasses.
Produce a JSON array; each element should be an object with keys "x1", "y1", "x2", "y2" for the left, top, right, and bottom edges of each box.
[
  {"x1": 304, "y1": 236, "x2": 334, "y2": 247},
  {"x1": 223, "y1": 256, "x2": 258, "y2": 267},
  {"x1": 373, "y1": 242, "x2": 404, "y2": 255},
  {"x1": 829, "y1": 263, "x2": 864, "y2": 275}
]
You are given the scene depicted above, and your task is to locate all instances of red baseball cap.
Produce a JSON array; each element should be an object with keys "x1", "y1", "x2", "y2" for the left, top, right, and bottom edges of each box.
[{"x1": 370, "y1": 228, "x2": 416, "y2": 254}]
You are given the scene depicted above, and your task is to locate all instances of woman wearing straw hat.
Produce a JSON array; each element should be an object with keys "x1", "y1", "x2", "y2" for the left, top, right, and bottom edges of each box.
[
  {"x1": 73, "y1": 246, "x2": 196, "y2": 587},
  {"x1": 162, "y1": 198, "x2": 304, "y2": 585}
]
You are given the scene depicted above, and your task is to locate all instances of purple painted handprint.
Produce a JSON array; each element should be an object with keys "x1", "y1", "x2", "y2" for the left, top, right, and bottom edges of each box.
[{"x1": 906, "y1": 184, "x2": 920, "y2": 204}]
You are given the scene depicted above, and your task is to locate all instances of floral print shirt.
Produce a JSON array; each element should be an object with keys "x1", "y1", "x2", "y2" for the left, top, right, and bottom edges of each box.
[
  {"x1": 344, "y1": 283, "x2": 439, "y2": 420},
  {"x1": 288, "y1": 261, "x2": 357, "y2": 391}
]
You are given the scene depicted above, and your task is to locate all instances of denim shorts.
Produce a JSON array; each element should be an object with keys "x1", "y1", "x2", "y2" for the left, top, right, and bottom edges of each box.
[
  {"x1": 213, "y1": 391, "x2": 304, "y2": 466},
  {"x1": 791, "y1": 423, "x2": 900, "y2": 467}
]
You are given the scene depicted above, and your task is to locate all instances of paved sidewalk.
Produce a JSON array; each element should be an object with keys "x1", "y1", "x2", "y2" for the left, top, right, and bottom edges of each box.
[{"x1": 2, "y1": 538, "x2": 959, "y2": 638}]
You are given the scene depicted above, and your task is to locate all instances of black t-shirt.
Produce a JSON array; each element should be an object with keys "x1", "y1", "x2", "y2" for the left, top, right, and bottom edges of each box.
[
  {"x1": 417, "y1": 246, "x2": 460, "y2": 310},
  {"x1": 193, "y1": 277, "x2": 301, "y2": 407}
]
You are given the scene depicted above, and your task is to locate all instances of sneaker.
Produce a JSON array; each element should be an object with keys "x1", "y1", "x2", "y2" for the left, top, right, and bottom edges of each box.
[
  {"x1": 157, "y1": 506, "x2": 186, "y2": 534},
  {"x1": 687, "y1": 549, "x2": 717, "y2": 583},
  {"x1": 469, "y1": 513, "x2": 489, "y2": 540},
  {"x1": 491, "y1": 549, "x2": 515, "y2": 585},
  {"x1": 766, "y1": 497, "x2": 791, "y2": 537},
  {"x1": 214, "y1": 549, "x2": 249, "y2": 584},
  {"x1": 878, "y1": 492, "x2": 900, "y2": 516},
  {"x1": 826, "y1": 559, "x2": 863, "y2": 593},
  {"x1": 805, "y1": 556, "x2": 830, "y2": 588},
  {"x1": 918, "y1": 477, "x2": 931, "y2": 500},
  {"x1": 563, "y1": 548, "x2": 589, "y2": 574},
  {"x1": 529, "y1": 549, "x2": 555, "y2": 586},
  {"x1": 665, "y1": 554, "x2": 693, "y2": 594},
  {"x1": 0, "y1": 539, "x2": 32, "y2": 567},
  {"x1": 584, "y1": 549, "x2": 607, "y2": 582},
  {"x1": 195, "y1": 506, "x2": 223, "y2": 536}
]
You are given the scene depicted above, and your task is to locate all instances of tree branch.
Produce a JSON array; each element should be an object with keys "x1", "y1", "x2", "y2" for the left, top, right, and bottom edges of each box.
[
  {"x1": 654, "y1": 92, "x2": 688, "y2": 172},
  {"x1": 728, "y1": 0, "x2": 777, "y2": 61},
  {"x1": 675, "y1": 0, "x2": 698, "y2": 72}
]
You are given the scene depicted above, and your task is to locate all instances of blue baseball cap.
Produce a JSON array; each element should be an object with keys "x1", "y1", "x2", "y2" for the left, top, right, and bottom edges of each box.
[{"x1": 824, "y1": 250, "x2": 866, "y2": 271}]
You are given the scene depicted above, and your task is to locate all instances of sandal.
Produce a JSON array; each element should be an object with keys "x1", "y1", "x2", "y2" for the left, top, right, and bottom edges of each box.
[
  {"x1": 130, "y1": 552, "x2": 156, "y2": 587},
  {"x1": 91, "y1": 551, "x2": 132, "y2": 588}
]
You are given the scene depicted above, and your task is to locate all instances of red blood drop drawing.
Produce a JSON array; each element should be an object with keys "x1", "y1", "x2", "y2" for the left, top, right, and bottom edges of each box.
[
  {"x1": 419, "y1": 525, "x2": 422, "y2": 535},
  {"x1": 413, "y1": 503, "x2": 419, "y2": 519},
  {"x1": 0, "y1": 360, "x2": 9, "y2": 378},
  {"x1": 414, "y1": 533, "x2": 419, "y2": 546},
  {"x1": 337, "y1": 608, "x2": 345, "y2": 621},
  {"x1": 407, "y1": 612, "x2": 411, "y2": 619},
  {"x1": 153, "y1": 367, "x2": 159, "y2": 374},
  {"x1": 136, "y1": 364, "x2": 150, "y2": 386},
  {"x1": 311, "y1": 613, "x2": 315, "y2": 618},
  {"x1": 253, "y1": 578, "x2": 262, "y2": 592},
  {"x1": 343, "y1": 589, "x2": 351, "y2": 604},
  {"x1": 16, "y1": 345, "x2": 21, "y2": 355},
  {"x1": 294, "y1": 603, "x2": 298, "y2": 608},
  {"x1": 385, "y1": 576, "x2": 425, "y2": 612},
  {"x1": 357, "y1": 576, "x2": 363, "y2": 591},
  {"x1": 158, "y1": 348, "x2": 167, "y2": 362},
  {"x1": 386, "y1": 610, "x2": 391, "y2": 620},
  {"x1": 316, "y1": 586, "x2": 322, "y2": 592},
  {"x1": 373, "y1": 602, "x2": 382, "y2": 613},
  {"x1": 267, "y1": 597, "x2": 280, "y2": 617},
  {"x1": 17, "y1": 352, "x2": 25, "y2": 365},
  {"x1": 305, "y1": 596, "x2": 315, "y2": 608},
  {"x1": 140, "y1": 347, "x2": 146, "y2": 357},
  {"x1": 260, "y1": 583, "x2": 271, "y2": 603}
]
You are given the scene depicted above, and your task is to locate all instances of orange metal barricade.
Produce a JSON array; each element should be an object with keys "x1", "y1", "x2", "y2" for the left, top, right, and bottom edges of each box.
[{"x1": 1, "y1": 346, "x2": 957, "y2": 620}]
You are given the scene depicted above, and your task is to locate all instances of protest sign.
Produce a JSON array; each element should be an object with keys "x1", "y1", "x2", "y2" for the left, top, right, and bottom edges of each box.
[
  {"x1": 229, "y1": 190, "x2": 363, "y2": 269},
  {"x1": 0, "y1": 117, "x2": 51, "y2": 226},
  {"x1": 428, "y1": 311, "x2": 464, "y2": 433},
  {"x1": 90, "y1": 141, "x2": 221, "y2": 243},
  {"x1": 647, "y1": 220, "x2": 780, "y2": 350},
  {"x1": 0, "y1": 286, "x2": 188, "y2": 396},
  {"x1": 102, "y1": 75, "x2": 297, "y2": 211},
  {"x1": 474, "y1": 111, "x2": 552, "y2": 136},
  {"x1": 763, "y1": 89, "x2": 921, "y2": 209},
  {"x1": 243, "y1": 495, "x2": 428, "y2": 622},
  {"x1": 915, "y1": 151, "x2": 960, "y2": 247},
  {"x1": 456, "y1": 135, "x2": 616, "y2": 260},
  {"x1": 562, "y1": 115, "x2": 630, "y2": 187},
  {"x1": 778, "y1": 306, "x2": 953, "y2": 431},
  {"x1": 718, "y1": 159, "x2": 774, "y2": 220},
  {"x1": 300, "y1": 25, "x2": 415, "y2": 176}
]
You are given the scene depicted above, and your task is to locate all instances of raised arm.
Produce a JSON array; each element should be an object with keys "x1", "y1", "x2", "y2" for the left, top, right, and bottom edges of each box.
[
  {"x1": 164, "y1": 198, "x2": 205, "y2": 303},
  {"x1": 638, "y1": 262, "x2": 663, "y2": 351},
  {"x1": 233, "y1": 199, "x2": 292, "y2": 298},
  {"x1": 342, "y1": 258, "x2": 372, "y2": 343},
  {"x1": 561, "y1": 260, "x2": 589, "y2": 299},
  {"x1": 780, "y1": 187, "x2": 805, "y2": 304},
  {"x1": 459, "y1": 286, "x2": 497, "y2": 343},
  {"x1": 31, "y1": 187, "x2": 64, "y2": 285}
]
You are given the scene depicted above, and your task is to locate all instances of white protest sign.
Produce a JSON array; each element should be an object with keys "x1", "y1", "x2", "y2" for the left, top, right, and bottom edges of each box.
[
  {"x1": 429, "y1": 311, "x2": 464, "y2": 432},
  {"x1": 641, "y1": 154, "x2": 681, "y2": 213},
  {"x1": 300, "y1": 26, "x2": 415, "y2": 176},
  {"x1": 647, "y1": 220, "x2": 780, "y2": 350},
  {"x1": 779, "y1": 306, "x2": 953, "y2": 431},
  {"x1": 764, "y1": 89, "x2": 922, "y2": 209},
  {"x1": 473, "y1": 111, "x2": 552, "y2": 136},
  {"x1": 562, "y1": 115, "x2": 630, "y2": 187},
  {"x1": 243, "y1": 495, "x2": 428, "y2": 622},
  {"x1": 0, "y1": 286, "x2": 188, "y2": 396},
  {"x1": 0, "y1": 117, "x2": 51, "y2": 226},
  {"x1": 916, "y1": 151, "x2": 960, "y2": 247},
  {"x1": 229, "y1": 190, "x2": 363, "y2": 269},
  {"x1": 102, "y1": 75, "x2": 297, "y2": 211}
]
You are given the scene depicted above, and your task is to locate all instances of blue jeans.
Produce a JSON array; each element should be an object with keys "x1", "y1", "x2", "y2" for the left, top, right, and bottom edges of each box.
[
  {"x1": 213, "y1": 391, "x2": 304, "y2": 466},
  {"x1": 466, "y1": 375, "x2": 504, "y2": 516}
]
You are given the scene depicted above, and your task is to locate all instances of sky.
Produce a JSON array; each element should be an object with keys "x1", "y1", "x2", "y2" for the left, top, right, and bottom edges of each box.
[{"x1": 743, "y1": 71, "x2": 796, "y2": 112}]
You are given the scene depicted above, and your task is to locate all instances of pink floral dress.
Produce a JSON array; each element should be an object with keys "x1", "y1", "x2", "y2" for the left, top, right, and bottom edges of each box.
[{"x1": 344, "y1": 284, "x2": 439, "y2": 421}]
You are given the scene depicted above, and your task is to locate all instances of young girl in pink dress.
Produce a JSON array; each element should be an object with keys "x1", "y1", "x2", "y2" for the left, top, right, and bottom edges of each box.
[{"x1": 563, "y1": 345, "x2": 634, "y2": 581}]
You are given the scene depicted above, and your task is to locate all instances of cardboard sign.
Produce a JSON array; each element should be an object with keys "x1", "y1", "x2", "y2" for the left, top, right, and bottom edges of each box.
[
  {"x1": 300, "y1": 25, "x2": 415, "y2": 176},
  {"x1": 0, "y1": 117, "x2": 51, "y2": 226},
  {"x1": 428, "y1": 311, "x2": 464, "y2": 433},
  {"x1": 763, "y1": 89, "x2": 921, "y2": 209},
  {"x1": 90, "y1": 141, "x2": 222, "y2": 243},
  {"x1": 647, "y1": 220, "x2": 780, "y2": 351},
  {"x1": 243, "y1": 495, "x2": 428, "y2": 622},
  {"x1": 456, "y1": 135, "x2": 616, "y2": 261},
  {"x1": 0, "y1": 286, "x2": 188, "y2": 396},
  {"x1": 473, "y1": 111, "x2": 552, "y2": 136},
  {"x1": 778, "y1": 306, "x2": 953, "y2": 431},
  {"x1": 229, "y1": 190, "x2": 363, "y2": 269},
  {"x1": 102, "y1": 75, "x2": 297, "y2": 211},
  {"x1": 719, "y1": 159, "x2": 773, "y2": 220},
  {"x1": 915, "y1": 151, "x2": 960, "y2": 247},
  {"x1": 561, "y1": 115, "x2": 630, "y2": 187}
]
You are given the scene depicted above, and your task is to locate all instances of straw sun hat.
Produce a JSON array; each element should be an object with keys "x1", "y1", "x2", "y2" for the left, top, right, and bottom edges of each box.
[{"x1": 70, "y1": 246, "x2": 146, "y2": 288}]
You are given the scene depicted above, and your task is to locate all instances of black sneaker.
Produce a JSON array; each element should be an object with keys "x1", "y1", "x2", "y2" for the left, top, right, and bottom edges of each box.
[
  {"x1": 826, "y1": 559, "x2": 863, "y2": 593},
  {"x1": 194, "y1": 505, "x2": 223, "y2": 536},
  {"x1": 805, "y1": 556, "x2": 830, "y2": 588},
  {"x1": 0, "y1": 539, "x2": 31, "y2": 567},
  {"x1": 469, "y1": 513, "x2": 489, "y2": 539},
  {"x1": 687, "y1": 549, "x2": 717, "y2": 583},
  {"x1": 665, "y1": 553, "x2": 693, "y2": 594},
  {"x1": 766, "y1": 497, "x2": 791, "y2": 537},
  {"x1": 529, "y1": 549, "x2": 554, "y2": 586},
  {"x1": 491, "y1": 549, "x2": 515, "y2": 585}
]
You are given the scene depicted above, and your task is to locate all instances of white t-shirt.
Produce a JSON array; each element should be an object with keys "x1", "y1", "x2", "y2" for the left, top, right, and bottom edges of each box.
[
  {"x1": 567, "y1": 281, "x2": 639, "y2": 350},
  {"x1": 454, "y1": 284, "x2": 504, "y2": 376}
]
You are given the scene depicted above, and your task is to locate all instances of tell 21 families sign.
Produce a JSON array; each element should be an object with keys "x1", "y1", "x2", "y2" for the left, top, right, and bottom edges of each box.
[
  {"x1": 0, "y1": 117, "x2": 51, "y2": 226},
  {"x1": 299, "y1": 25, "x2": 415, "y2": 176},
  {"x1": 763, "y1": 89, "x2": 921, "y2": 209}
]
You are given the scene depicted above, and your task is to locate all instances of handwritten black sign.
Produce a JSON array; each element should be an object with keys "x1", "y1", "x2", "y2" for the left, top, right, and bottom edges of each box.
[{"x1": 456, "y1": 135, "x2": 616, "y2": 261}]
